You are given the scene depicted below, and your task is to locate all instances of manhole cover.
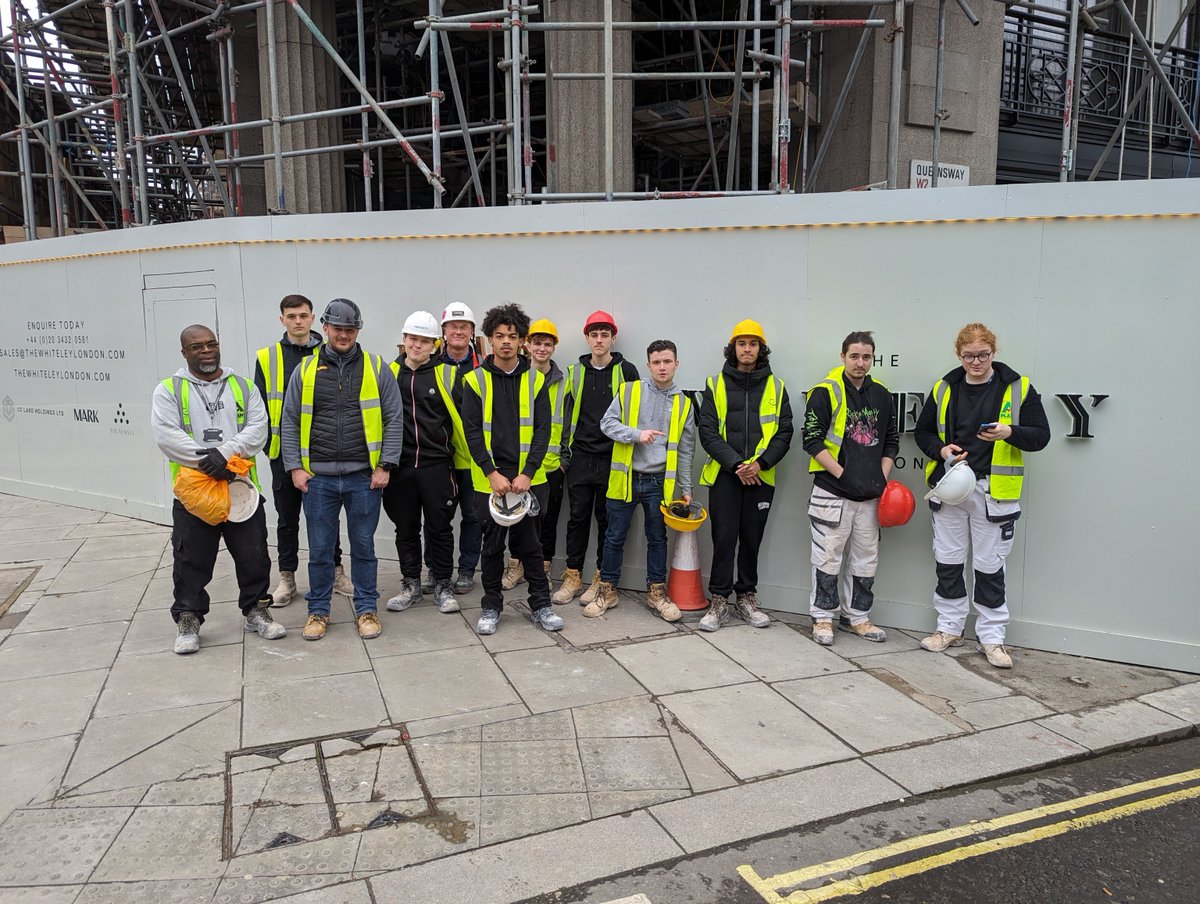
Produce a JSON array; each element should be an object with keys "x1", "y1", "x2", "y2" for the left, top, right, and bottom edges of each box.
[{"x1": 0, "y1": 566, "x2": 37, "y2": 620}]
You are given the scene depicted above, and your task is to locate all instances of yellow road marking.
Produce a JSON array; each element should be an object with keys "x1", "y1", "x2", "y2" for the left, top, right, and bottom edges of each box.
[{"x1": 739, "y1": 767, "x2": 1200, "y2": 903}]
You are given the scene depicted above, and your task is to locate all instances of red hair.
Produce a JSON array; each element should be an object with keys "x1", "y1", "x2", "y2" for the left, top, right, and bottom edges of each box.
[{"x1": 955, "y1": 322, "x2": 997, "y2": 354}]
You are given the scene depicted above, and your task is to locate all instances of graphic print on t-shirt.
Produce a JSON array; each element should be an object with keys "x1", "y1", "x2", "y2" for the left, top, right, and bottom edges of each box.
[{"x1": 846, "y1": 406, "x2": 880, "y2": 447}]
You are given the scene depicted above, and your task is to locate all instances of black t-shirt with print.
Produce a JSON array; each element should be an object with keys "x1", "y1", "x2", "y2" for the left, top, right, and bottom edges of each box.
[{"x1": 803, "y1": 375, "x2": 900, "y2": 501}]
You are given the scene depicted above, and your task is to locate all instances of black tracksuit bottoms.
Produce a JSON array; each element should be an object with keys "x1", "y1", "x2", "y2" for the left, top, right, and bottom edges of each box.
[
  {"x1": 269, "y1": 456, "x2": 341, "y2": 574},
  {"x1": 564, "y1": 452, "x2": 610, "y2": 573},
  {"x1": 707, "y1": 470, "x2": 776, "y2": 598},
  {"x1": 538, "y1": 467, "x2": 566, "y2": 562},
  {"x1": 381, "y1": 464, "x2": 457, "y2": 581},
  {"x1": 171, "y1": 498, "x2": 272, "y2": 624},
  {"x1": 473, "y1": 483, "x2": 551, "y2": 614}
]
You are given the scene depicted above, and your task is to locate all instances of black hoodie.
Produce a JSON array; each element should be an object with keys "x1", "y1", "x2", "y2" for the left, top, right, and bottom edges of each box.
[
  {"x1": 567, "y1": 352, "x2": 640, "y2": 457},
  {"x1": 392, "y1": 354, "x2": 455, "y2": 469},
  {"x1": 802, "y1": 372, "x2": 899, "y2": 501},
  {"x1": 462, "y1": 355, "x2": 551, "y2": 480},
  {"x1": 699, "y1": 359, "x2": 795, "y2": 475}
]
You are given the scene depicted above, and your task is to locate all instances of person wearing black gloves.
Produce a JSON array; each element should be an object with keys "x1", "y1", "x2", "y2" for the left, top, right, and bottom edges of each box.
[
  {"x1": 802, "y1": 331, "x2": 899, "y2": 647},
  {"x1": 913, "y1": 323, "x2": 1051, "y2": 669},
  {"x1": 151, "y1": 324, "x2": 285, "y2": 654}
]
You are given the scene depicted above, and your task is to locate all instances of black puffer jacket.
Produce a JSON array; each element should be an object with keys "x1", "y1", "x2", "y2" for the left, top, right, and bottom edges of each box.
[{"x1": 698, "y1": 360, "x2": 795, "y2": 474}]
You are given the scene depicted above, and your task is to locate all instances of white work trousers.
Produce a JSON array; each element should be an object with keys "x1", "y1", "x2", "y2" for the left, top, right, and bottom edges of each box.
[
  {"x1": 808, "y1": 488, "x2": 879, "y2": 625},
  {"x1": 930, "y1": 477, "x2": 1020, "y2": 645}
]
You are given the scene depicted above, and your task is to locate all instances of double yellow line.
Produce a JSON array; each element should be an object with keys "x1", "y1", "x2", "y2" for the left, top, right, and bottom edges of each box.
[{"x1": 738, "y1": 767, "x2": 1200, "y2": 903}]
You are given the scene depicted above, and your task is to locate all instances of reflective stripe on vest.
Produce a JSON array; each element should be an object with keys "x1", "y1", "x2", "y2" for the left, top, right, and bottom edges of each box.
[
  {"x1": 256, "y1": 342, "x2": 318, "y2": 459},
  {"x1": 607, "y1": 382, "x2": 692, "y2": 503},
  {"x1": 387, "y1": 360, "x2": 468, "y2": 467},
  {"x1": 922, "y1": 375, "x2": 1030, "y2": 500},
  {"x1": 566, "y1": 362, "x2": 626, "y2": 437},
  {"x1": 699, "y1": 372, "x2": 785, "y2": 487},
  {"x1": 161, "y1": 374, "x2": 260, "y2": 490},
  {"x1": 805, "y1": 367, "x2": 889, "y2": 474},
  {"x1": 543, "y1": 377, "x2": 567, "y2": 472},
  {"x1": 298, "y1": 349, "x2": 385, "y2": 474},
  {"x1": 463, "y1": 367, "x2": 547, "y2": 493}
]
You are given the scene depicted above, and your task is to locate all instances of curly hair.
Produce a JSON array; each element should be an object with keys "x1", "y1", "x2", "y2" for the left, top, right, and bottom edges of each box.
[
  {"x1": 723, "y1": 341, "x2": 771, "y2": 367},
  {"x1": 480, "y1": 302, "x2": 531, "y2": 339},
  {"x1": 955, "y1": 322, "x2": 998, "y2": 354}
]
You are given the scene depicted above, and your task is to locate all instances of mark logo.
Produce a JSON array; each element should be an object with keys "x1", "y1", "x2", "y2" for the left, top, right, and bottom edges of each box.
[{"x1": 74, "y1": 408, "x2": 100, "y2": 423}]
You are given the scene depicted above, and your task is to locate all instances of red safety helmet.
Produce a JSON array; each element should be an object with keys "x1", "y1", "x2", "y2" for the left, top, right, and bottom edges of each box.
[
  {"x1": 878, "y1": 480, "x2": 916, "y2": 528},
  {"x1": 583, "y1": 309, "x2": 618, "y2": 336}
]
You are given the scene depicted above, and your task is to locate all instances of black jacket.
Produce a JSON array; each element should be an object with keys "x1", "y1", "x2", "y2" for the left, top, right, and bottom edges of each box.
[
  {"x1": 253, "y1": 331, "x2": 321, "y2": 459},
  {"x1": 698, "y1": 360, "x2": 795, "y2": 475},
  {"x1": 802, "y1": 373, "x2": 899, "y2": 501},
  {"x1": 393, "y1": 355, "x2": 455, "y2": 469},
  {"x1": 462, "y1": 355, "x2": 551, "y2": 480},
  {"x1": 567, "y1": 352, "x2": 640, "y2": 457}
]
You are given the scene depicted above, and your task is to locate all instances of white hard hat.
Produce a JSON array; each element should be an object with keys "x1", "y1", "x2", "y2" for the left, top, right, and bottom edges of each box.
[
  {"x1": 402, "y1": 310, "x2": 440, "y2": 339},
  {"x1": 925, "y1": 458, "x2": 976, "y2": 506},
  {"x1": 440, "y1": 303, "x2": 476, "y2": 326},
  {"x1": 488, "y1": 490, "x2": 539, "y2": 527},
  {"x1": 227, "y1": 477, "x2": 260, "y2": 523}
]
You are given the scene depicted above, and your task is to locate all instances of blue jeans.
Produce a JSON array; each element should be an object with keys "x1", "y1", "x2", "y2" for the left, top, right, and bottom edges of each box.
[
  {"x1": 601, "y1": 472, "x2": 667, "y2": 586},
  {"x1": 303, "y1": 471, "x2": 382, "y2": 616}
]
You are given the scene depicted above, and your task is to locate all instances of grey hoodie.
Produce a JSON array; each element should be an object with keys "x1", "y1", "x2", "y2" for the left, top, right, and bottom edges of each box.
[
  {"x1": 600, "y1": 380, "x2": 695, "y2": 497},
  {"x1": 151, "y1": 366, "x2": 268, "y2": 470}
]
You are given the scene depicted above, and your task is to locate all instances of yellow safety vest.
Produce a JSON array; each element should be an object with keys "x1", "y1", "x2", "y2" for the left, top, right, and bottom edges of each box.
[
  {"x1": 806, "y1": 367, "x2": 889, "y2": 474},
  {"x1": 388, "y1": 359, "x2": 468, "y2": 467},
  {"x1": 255, "y1": 342, "x2": 317, "y2": 459},
  {"x1": 923, "y1": 375, "x2": 1031, "y2": 500},
  {"x1": 297, "y1": 348, "x2": 386, "y2": 474},
  {"x1": 543, "y1": 375, "x2": 568, "y2": 472},
  {"x1": 566, "y1": 361, "x2": 627, "y2": 438},
  {"x1": 700, "y1": 371, "x2": 785, "y2": 487},
  {"x1": 462, "y1": 367, "x2": 547, "y2": 493},
  {"x1": 607, "y1": 382, "x2": 693, "y2": 503},
  {"x1": 161, "y1": 374, "x2": 260, "y2": 490}
]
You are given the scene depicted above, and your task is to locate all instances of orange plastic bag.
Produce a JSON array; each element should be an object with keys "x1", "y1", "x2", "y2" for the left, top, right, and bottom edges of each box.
[{"x1": 173, "y1": 455, "x2": 252, "y2": 525}]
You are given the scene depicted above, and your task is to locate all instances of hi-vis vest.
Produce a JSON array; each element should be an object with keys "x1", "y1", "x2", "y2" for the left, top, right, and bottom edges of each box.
[
  {"x1": 543, "y1": 376, "x2": 568, "y2": 472},
  {"x1": 607, "y1": 382, "x2": 693, "y2": 504},
  {"x1": 463, "y1": 367, "x2": 548, "y2": 493},
  {"x1": 255, "y1": 342, "x2": 317, "y2": 459},
  {"x1": 388, "y1": 360, "x2": 468, "y2": 467},
  {"x1": 297, "y1": 348, "x2": 386, "y2": 474},
  {"x1": 806, "y1": 366, "x2": 888, "y2": 474},
  {"x1": 699, "y1": 372, "x2": 785, "y2": 487},
  {"x1": 924, "y1": 375, "x2": 1031, "y2": 500},
  {"x1": 161, "y1": 374, "x2": 260, "y2": 490},
  {"x1": 566, "y1": 361, "x2": 627, "y2": 438}
]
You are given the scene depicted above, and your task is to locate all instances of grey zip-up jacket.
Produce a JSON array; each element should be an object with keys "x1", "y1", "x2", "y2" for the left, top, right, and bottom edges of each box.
[
  {"x1": 150, "y1": 366, "x2": 268, "y2": 469},
  {"x1": 600, "y1": 380, "x2": 696, "y2": 497}
]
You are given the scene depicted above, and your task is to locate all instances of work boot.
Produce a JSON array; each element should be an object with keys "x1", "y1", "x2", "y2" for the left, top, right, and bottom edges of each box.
[
  {"x1": 476, "y1": 608, "x2": 501, "y2": 635},
  {"x1": 978, "y1": 643, "x2": 1013, "y2": 669},
  {"x1": 303, "y1": 614, "x2": 329, "y2": 641},
  {"x1": 578, "y1": 570, "x2": 604, "y2": 606},
  {"x1": 271, "y1": 571, "x2": 297, "y2": 607},
  {"x1": 646, "y1": 582, "x2": 682, "y2": 622},
  {"x1": 333, "y1": 564, "x2": 354, "y2": 598},
  {"x1": 433, "y1": 579, "x2": 460, "y2": 614},
  {"x1": 501, "y1": 559, "x2": 525, "y2": 590},
  {"x1": 421, "y1": 571, "x2": 436, "y2": 594},
  {"x1": 174, "y1": 613, "x2": 201, "y2": 655},
  {"x1": 698, "y1": 595, "x2": 730, "y2": 632},
  {"x1": 357, "y1": 611, "x2": 382, "y2": 640},
  {"x1": 552, "y1": 568, "x2": 583, "y2": 604},
  {"x1": 811, "y1": 619, "x2": 834, "y2": 646},
  {"x1": 544, "y1": 560, "x2": 553, "y2": 579},
  {"x1": 839, "y1": 616, "x2": 887, "y2": 643},
  {"x1": 582, "y1": 580, "x2": 618, "y2": 618},
  {"x1": 453, "y1": 569, "x2": 475, "y2": 594},
  {"x1": 920, "y1": 630, "x2": 963, "y2": 653},
  {"x1": 244, "y1": 605, "x2": 287, "y2": 640},
  {"x1": 531, "y1": 606, "x2": 564, "y2": 632},
  {"x1": 734, "y1": 592, "x2": 770, "y2": 628},
  {"x1": 386, "y1": 577, "x2": 422, "y2": 612}
]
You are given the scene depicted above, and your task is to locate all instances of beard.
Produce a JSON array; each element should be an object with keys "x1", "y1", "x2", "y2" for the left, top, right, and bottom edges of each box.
[{"x1": 196, "y1": 360, "x2": 219, "y2": 374}]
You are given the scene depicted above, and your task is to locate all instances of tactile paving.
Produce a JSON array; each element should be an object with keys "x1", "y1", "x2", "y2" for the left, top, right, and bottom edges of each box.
[
  {"x1": 255, "y1": 760, "x2": 326, "y2": 805},
  {"x1": 235, "y1": 803, "x2": 334, "y2": 856},
  {"x1": 481, "y1": 710, "x2": 575, "y2": 742},
  {"x1": 478, "y1": 793, "x2": 590, "y2": 845},
  {"x1": 479, "y1": 739, "x2": 585, "y2": 795},
  {"x1": 90, "y1": 805, "x2": 225, "y2": 881},
  {"x1": 212, "y1": 872, "x2": 349, "y2": 904},
  {"x1": 142, "y1": 775, "x2": 225, "y2": 806},
  {"x1": 353, "y1": 798, "x2": 480, "y2": 873},
  {"x1": 336, "y1": 799, "x2": 431, "y2": 832},
  {"x1": 578, "y1": 737, "x2": 689, "y2": 792},
  {"x1": 373, "y1": 745, "x2": 425, "y2": 802},
  {"x1": 0, "y1": 807, "x2": 131, "y2": 885},
  {"x1": 323, "y1": 748, "x2": 381, "y2": 804},
  {"x1": 75, "y1": 879, "x2": 219, "y2": 904},
  {"x1": 588, "y1": 789, "x2": 689, "y2": 818},
  {"x1": 571, "y1": 696, "x2": 668, "y2": 738},
  {"x1": 228, "y1": 833, "x2": 361, "y2": 877},
  {"x1": 409, "y1": 739, "x2": 481, "y2": 797},
  {"x1": 231, "y1": 768, "x2": 272, "y2": 807}
]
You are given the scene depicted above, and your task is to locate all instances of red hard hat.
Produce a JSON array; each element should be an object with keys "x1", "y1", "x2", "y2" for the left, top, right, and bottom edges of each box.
[
  {"x1": 878, "y1": 480, "x2": 916, "y2": 528},
  {"x1": 583, "y1": 309, "x2": 618, "y2": 336}
]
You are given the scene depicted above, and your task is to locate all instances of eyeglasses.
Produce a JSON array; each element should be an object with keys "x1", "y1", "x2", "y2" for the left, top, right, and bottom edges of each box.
[
  {"x1": 184, "y1": 340, "x2": 219, "y2": 353},
  {"x1": 960, "y1": 351, "x2": 992, "y2": 364}
]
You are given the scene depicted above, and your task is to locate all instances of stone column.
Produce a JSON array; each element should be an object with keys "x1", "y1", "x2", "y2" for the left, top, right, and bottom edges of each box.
[{"x1": 233, "y1": 25, "x2": 267, "y2": 216}]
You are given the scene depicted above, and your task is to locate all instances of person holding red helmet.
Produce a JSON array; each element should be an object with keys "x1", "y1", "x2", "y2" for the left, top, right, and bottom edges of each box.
[{"x1": 803, "y1": 330, "x2": 899, "y2": 646}]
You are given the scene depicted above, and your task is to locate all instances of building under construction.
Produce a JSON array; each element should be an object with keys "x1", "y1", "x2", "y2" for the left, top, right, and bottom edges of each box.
[{"x1": 2, "y1": 0, "x2": 1198, "y2": 240}]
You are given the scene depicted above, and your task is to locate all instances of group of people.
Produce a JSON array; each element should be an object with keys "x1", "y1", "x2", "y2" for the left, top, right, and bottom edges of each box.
[{"x1": 150, "y1": 299, "x2": 1049, "y2": 670}]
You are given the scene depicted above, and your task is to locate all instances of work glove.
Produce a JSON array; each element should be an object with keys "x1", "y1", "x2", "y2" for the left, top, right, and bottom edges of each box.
[{"x1": 196, "y1": 448, "x2": 235, "y2": 481}]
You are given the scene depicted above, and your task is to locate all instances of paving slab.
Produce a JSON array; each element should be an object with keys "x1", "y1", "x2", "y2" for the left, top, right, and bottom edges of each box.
[
  {"x1": 571, "y1": 695, "x2": 667, "y2": 738},
  {"x1": 72, "y1": 533, "x2": 171, "y2": 562},
  {"x1": 266, "y1": 596, "x2": 359, "y2": 627},
  {"x1": 213, "y1": 873, "x2": 351, "y2": 904},
  {"x1": 866, "y1": 721, "x2": 1091, "y2": 794},
  {"x1": 660, "y1": 682, "x2": 855, "y2": 780},
  {"x1": 257, "y1": 760, "x2": 327, "y2": 805},
  {"x1": 774, "y1": 671, "x2": 963, "y2": 753},
  {"x1": 46, "y1": 555, "x2": 159, "y2": 594},
  {"x1": 119, "y1": 605, "x2": 245, "y2": 657},
  {"x1": 0, "y1": 667, "x2": 107, "y2": 745},
  {"x1": 228, "y1": 832, "x2": 361, "y2": 879},
  {"x1": 96, "y1": 644, "x2": 243, "y2": 717},
  {"x1": 494, "y1": 646, "x2": 647, "y2": 713},
  {"x1": 0, "y1": 887, "x2": 83, "y2": 903},
  {"x1": 352, "y1": 799, "x2": 480, "y2": 873},
  {"x1": 478, "y1": 792, "x2": 591, "y2": 845},
  {"x1": 13, "y1": 583, "x2": 145, "y2": 633},
  {"x1": 702, "y1": 622, "x2": 865, "y2": 681},
  {"x1": 556, "y1": 593, "x2": 682, "y2": 647},
  {"x1": 0, "y1": 525, "x2": 73, "y2": 545},
  {"x1": 835, "y1": 624, "x2": 925, "y2": 657},
  {"x1": 481, "y1": 710, "x2": 575, "y2": 742},
  {"x1": 325, "y1": 747, "x2": 385, "y2": 804},
  {"x1": 0, "y1": 806, "x2": 132, "y2": 886},
  {"x1": 242, "y1": 671, "x2": 389, "y2": 748},
  {"x1": 374, "y1": 645, "x2": 520, "y2": 722},
  {"x1": 608, "y1": 634, "x2": 756, "y2": 694},
  {"x1": 92, "y1": 804, "x2": 225, "y2": 881},
  {"x1": 663, "y1": 715, "x2": 737, "y2": 793},
  {"x1": 579, "y1": 736, "x2": 689, "y2": 791},
  {"x1": 862, "y1": 649, "x2": 1013, "y2": 706},
  {"x1": 67, "y1": 519, "x2": 170, "y2": 539},
  {"x1": 259, "y1": 882, "x2": 373, "y2": 904},
  {"x1": 367, "y1": 810, "x2": 682, "y2": 904},
  {"x1": 1139, "y1": 682, "x2": 1200, "y2": 724},
  {"x1": 404, "y1": 702, "x2": 531, "y2": 739},
  {"x1": 243, "y1": 629, "x2": 370, "y2": 685},
  {"x1": 0, "y1": 620, "x2": 126, "y2": 680},
  {"x1": 480, "y1": 739, "x2": 586, "y2": 795},
  {"x1": 588, "y1": 789, "x2": 688, "y2": 818},
  {"x1": 0, "y1": 538, "x2": 85, "y2": 563},
  {"x1": 475, "y1": 613, "x2": 559, "y2": 652},
  {"x1": 409, "y1": 739, "x2": 481, "y2": 797},
  {"x1": 1035, "y1": 700, "x2": 1192, "y2": 752},
  {"x1": 142, "y1": 775, "x2": 225, "y2": 807},
  {"x1": 364, "y1": 605, "x2": 481, "y2": 658},
  {"x1": 0, "y1": 507, "x2": 103, "y2": 530},
  {"x1": 949, "y1": 694, "x2": 1055, "y2": 730},
  {"x1": 649, "y1": 758, "x2": 906, "y2": 853},
  {"x1": 237, "y1": 803, "x2": 333, "y2": 854},
  {"x1": 75, "y1": 879, "x2": 219, "y2": 904}
]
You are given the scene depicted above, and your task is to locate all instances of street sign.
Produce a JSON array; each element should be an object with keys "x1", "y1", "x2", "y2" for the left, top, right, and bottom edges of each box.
[{"x1": 910, "y1": 160, "x2": 970, "y2": 188}]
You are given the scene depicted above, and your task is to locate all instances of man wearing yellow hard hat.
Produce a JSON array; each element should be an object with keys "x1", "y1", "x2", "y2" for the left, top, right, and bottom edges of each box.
[{"x1": 697, "y1": 319, "x2": 795, "y2": 631}]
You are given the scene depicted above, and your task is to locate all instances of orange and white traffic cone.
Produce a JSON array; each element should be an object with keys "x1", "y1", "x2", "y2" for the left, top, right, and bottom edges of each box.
[{"x1": 666, "y1": 529, "x2": 707, "y2": 611}]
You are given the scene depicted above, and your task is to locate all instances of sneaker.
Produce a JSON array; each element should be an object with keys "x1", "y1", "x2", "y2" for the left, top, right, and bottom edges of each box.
[
  {"x1": 646, "y1": 582, "x2": 682, "y2": 622},
  {"x1": 811, "y1": 619, "x2": 835, "y2": 646},
  {"x1": 476, "y1": 608, "x2": 501, "y2": 635},
  {"x1": 979, "y1": 642, "x2": 1013, "y2": 669},
  {"x1": 920, "y1": 630, "x2": 964, "y2": 653},
  {"x1": 386, "y1": 577, "x2": 422, "y2": 612},
  {"x1": 174, "y1": 613, "x2": 201, "y2": 654},
  {"x1": 531, "y1": 606, "x2": 564, "y2": 631},
  {"x1": 453, "y1": 569, "x2": 475, "y2": 594},
  {"x1": 303, "y1": 614, "x2": 330, "y2": 641},
  {"x1": 839, "y1": 617, "x2": 886, "y2": 643},
  {"x1": 582, "y1": 580, "x2": 618, "y2": 618},
  {"x1": 271, "y1": 571, "x2": 297, "y2": 607},
  {"x1": 245, "y1": 605, "x2": 287, "y2": 640},
  {"x1": 421, "y1": 571, "x2": 436, "y2": 594},
  {"x1": 578, "y1": 570, "x2": 603, "y2": 606},
  {"x1": 333, "y1": 564, "x2": 354, "y2": 597},
  {"x1": 551, "y1": 567, "x2": 583, "y2": 604},
  {"x1": 433, "y1": 579, "x2": 460, "y2": 614},
  {"x1": 698, "y1": 595, "x2": 730, "y2": 632},
  {"x1": 734, "y1": 592, "x2": 771, "y2": 628},
  {"x1": 357, "y1": 611, "x2": 382, "y2": 640},
  {"x1": 501, "y1": 559, "x2": 525, "y2": 590}
]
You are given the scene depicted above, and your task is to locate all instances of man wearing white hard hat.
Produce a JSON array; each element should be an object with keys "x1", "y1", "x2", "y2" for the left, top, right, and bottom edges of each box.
[
  {"x1": 914, "y1": 323, "x2": 1050, "y2": 669},
  {"x1": 381, "y1": 311, "x2": 466, "y2": 617}
]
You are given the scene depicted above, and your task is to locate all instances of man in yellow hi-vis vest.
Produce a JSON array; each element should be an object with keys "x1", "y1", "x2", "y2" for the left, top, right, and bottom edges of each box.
[
  {"x1": 914, "y1": 322, "x2": 1050, "y2": 670},
  {"x1": 280, "y1": 299, "x2": 403, "y2": 643},
  {"x1": 151, "y1": 324, "x2": 286, "y2": 655}
]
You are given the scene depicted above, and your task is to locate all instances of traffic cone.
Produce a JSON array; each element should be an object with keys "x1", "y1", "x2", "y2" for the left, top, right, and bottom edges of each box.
[{"x1": 666, "y1": 529, "x2": 707, "y2": 611}]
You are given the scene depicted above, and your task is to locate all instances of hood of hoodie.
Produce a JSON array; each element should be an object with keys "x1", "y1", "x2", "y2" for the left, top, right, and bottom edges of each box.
[
  {"x1": 536, "y1": 358, "x2": 565, "y2": 386},
  {"x1": 393, "y1": 353, "x2": 441, "y2": 376},
  {"x1": 721, "y1": 358, "x2": 773, "y2": 386},
  {"x1": 173, "y1": 365, "x2": 234, "y2": 386},
  {"x1": 576, "y1": 350, "x2": 629, "y2": 371},
  {"x1": 481, "y1": 354, "x2": 531, "y2": 378},
  {"x1": 940, "y1": 359, "x2": 1022, "y2": 387},
  {"x1": 281, "y1": 330, "x2": 322, "y2": 350}
]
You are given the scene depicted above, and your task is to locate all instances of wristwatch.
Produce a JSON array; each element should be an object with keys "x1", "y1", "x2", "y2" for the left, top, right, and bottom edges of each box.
[{"x1": 379, "y1": 462, "x2": 397, "y2": 472}]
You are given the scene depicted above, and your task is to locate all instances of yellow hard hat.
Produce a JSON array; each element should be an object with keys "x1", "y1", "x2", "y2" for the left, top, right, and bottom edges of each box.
[
  {"x1": 729, "y1": 319, "x2": 766, "y2": 344},
  {"x1": 529, "y1": 319, "x2": 559, "y2": 343},
  {"x1": 660, "y1": 500, "x2": 708, "y2": 533}
]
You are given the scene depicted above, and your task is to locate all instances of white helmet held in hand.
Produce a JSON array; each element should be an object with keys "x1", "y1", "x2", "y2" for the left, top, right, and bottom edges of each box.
[
  {"x1": 925, "y1": 458, "x2": 975, "y2": 506},
  {"x1": 440, "y1": 303, "x2": 476, "y2": 326},
  {"x1": 488, "y1": 490, "x2": 539, "y2": 527},
  {"x1": 402, "y1": 311, "x2": 440, "y2": 339}
]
